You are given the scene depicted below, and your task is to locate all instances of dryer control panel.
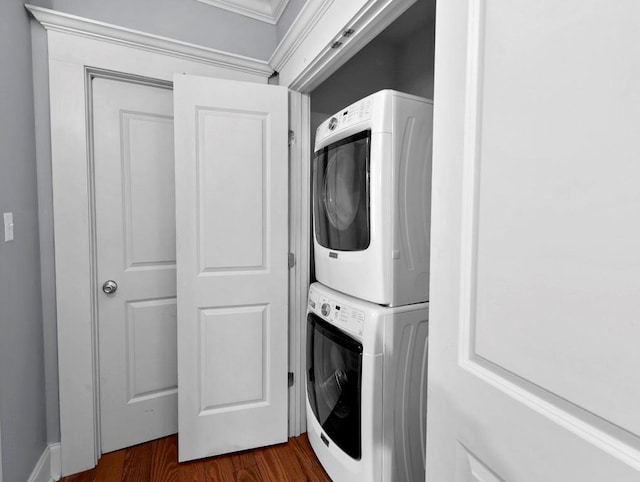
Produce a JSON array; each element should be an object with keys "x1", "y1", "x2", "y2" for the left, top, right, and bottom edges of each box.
[
  {"x1": 308, "y1": 289, "x2": 364, "y2": 336},
  {"x1": 315, "y1": 96, "x2": 372, "y2": 142}
]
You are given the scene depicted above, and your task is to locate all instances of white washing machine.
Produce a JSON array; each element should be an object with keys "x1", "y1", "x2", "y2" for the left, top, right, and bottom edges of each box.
[
  {"x1": 313, "y1": 90, "x2": 433, "y2": 306},
  {"x1": 305, "y1": 282, "x2": 429, "y2": 482}
]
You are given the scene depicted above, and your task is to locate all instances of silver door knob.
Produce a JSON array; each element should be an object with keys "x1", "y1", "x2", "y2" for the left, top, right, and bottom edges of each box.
[{"x1": 102, "y1": 280, "x2": 118, "y2": 294}]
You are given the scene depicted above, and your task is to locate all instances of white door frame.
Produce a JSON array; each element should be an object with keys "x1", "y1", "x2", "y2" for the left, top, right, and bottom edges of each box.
[
  {"x1": 286, "y1": 90, "x2": 311, "y2": 435},
  {"x1": 29, "y1": 0, "x2": 416, "y2": 475}
]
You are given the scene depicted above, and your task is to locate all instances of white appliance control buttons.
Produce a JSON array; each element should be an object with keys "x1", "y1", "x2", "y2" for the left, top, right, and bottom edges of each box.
[
  {"x1": 315, "y1": 296, "x2": 364, "y2": 336},
  {"x1": 334, "y1": 304, "x2": 365, "y2": 335}
]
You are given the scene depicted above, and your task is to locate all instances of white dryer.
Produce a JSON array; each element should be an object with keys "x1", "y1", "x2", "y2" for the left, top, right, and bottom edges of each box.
[
  {"x1": 313, "y1": 90, "x2": 433, "y2": 306},
  {"x1": 306, "y1": 282, "x2": 429, "y2": 482}
]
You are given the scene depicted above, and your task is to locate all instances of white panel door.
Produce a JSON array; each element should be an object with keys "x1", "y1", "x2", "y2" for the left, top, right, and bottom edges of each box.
[
  {"x1": 93, "y1": 78, "x2": 177, "y2": 453},
  {"x1": 173, "y1": 75, "x2": 289, "y2": 462},
  {"x1": 427, "y1": 0, "x2": 640, "y2": 480}
]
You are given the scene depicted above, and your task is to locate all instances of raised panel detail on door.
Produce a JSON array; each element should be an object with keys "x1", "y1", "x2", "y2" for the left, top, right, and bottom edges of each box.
[
  {"x1": 197, "y1": 109, "x2": 267, "y2": 272},
  {"x1": 94, "y1": 77, "x2": 177, "y2": 453},
  {"x1": 455, "y1": 444, "x2": 504, "y2": 482},
  {"x1": 126, "y1": 298, "x2": 178, "y2": 401},
  {"x1": 459, "y1": 0, "x2": 640, "y2": 436},
  {"x1": 199, "y1": 305, "x2": 267, "y2": 412},
  {"x1": 121, "y1": 112, "x2": 176, "y2": 268}
]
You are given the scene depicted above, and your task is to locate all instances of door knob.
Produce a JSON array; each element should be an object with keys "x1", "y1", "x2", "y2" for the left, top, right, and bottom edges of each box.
[{"x1": 102, "y1": 280, "x2": 118, "y2": 294}]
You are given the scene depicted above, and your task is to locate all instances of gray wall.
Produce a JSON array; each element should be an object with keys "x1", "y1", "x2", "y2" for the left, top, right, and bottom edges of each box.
[
  {"x1": 0, "y1": 1, "x2": 49, "y2": 481},
  {"x1": 311, "y1": 33, "x2": 400, "y2": 121},
  {"x1": 30, "y1": 0, "x2": 278, "y2": 60},
  {"x1": 311, "y1": 0, "x2": 436, "y2": 120},
  {"x1": 276, "y1": 0, "x2": 307, "y2": 46}
]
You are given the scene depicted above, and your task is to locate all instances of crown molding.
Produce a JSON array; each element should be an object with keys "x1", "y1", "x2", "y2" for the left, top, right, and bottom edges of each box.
[
  {"x1": 25, "y1": 4, "x2": 273, "y2": 77},
  {"x1": 195, "y1": 0, "x2": 289, "y2": 25},
  {"x1": 269, "y1": 0, "x2": 334, "y2": 73}
]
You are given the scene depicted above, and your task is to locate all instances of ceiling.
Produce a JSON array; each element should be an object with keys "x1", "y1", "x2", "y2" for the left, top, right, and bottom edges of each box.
[{"x1": 195, "y1": 0, "x2": 290, "y2": 24}]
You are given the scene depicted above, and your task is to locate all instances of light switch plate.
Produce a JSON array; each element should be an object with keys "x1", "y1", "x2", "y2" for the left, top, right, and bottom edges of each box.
[{"x1": 4, "y1": 212, "x2": 14, "y2": 242}]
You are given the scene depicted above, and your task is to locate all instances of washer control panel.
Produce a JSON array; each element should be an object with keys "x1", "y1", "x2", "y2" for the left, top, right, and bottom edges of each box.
[{"x1": 308, "y1": 288, "x2": 364, "y2": 336}]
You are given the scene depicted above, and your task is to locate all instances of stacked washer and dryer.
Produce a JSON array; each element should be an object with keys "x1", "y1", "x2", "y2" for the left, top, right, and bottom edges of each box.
[{"x1": 306, "y1": 90, "x2": 433, "y2": 482}]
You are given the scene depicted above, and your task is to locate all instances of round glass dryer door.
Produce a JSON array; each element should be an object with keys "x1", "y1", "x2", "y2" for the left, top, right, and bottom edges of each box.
[{"x1": 314, "y1": 130, "x2": 370, "y2": 251}]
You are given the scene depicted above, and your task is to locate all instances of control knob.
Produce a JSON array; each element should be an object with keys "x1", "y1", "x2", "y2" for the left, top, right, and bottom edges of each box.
[{"x1": 320, "y1": 302, "x2": 331, "y2": 317}]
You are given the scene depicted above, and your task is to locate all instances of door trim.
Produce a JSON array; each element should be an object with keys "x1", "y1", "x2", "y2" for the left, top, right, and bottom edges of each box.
[{"x1": 287, "y1": 90, "x2": 311, "y2": 434}]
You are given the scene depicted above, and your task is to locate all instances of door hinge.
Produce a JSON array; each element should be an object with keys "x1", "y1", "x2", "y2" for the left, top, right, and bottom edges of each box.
[
  {"x1": 288, "y1": 252, "x2": 295, "y2": 268},
  {"x1": 288, "y1": 372, "x2": 294, "y2": 387},
  {"x1": 288, "y1": 130, "x2": 295, "y2": 147}
]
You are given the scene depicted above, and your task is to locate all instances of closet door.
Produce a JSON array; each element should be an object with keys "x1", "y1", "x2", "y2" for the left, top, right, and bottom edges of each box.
[
  {"x1": 427, "y1": 1, "x2": 640, "y2": 480},
  {"x1": 173, "y1": 75, "x2": 289, "y2": 461}
]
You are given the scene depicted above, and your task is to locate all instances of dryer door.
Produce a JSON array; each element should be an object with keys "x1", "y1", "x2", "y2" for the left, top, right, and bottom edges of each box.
[
  {"x1": 307, "y1": 312, "x2": 363, "y2": 459},
  {"x1": 313, "y1": 130, "x2": 370, "y2": 251}
]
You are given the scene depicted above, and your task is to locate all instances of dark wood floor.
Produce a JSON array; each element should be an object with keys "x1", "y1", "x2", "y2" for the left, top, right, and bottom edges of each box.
[{"x1": 60, "y1": 434, "x2": 330, "y2": 482}]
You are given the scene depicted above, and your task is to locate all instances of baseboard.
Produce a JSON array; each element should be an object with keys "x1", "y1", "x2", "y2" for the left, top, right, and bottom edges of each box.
[
  {"x1": 49, "y1": 444, "x2": 61, "y2": 481},
  {"x1": 28, "y1": 443, "x2": 61, "y2": 482}
]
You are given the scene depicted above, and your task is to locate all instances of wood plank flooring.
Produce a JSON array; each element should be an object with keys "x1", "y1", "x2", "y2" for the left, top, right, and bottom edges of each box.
[{"x1": 60, "y1": 434, "x2": 330, "y2": 482}]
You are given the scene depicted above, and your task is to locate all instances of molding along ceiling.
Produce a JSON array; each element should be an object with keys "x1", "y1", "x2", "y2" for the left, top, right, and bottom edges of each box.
[
  {"x1": 195, "y1": 0, "x2": 289, "y2": 24},
  {"x1": 25, "y1": 4, "x2": 272, "y2": 77}
]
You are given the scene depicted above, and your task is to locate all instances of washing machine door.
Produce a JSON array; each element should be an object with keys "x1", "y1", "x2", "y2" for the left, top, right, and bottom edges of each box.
[
  {"x1": 313, "y1": 130, "x2": 370, "y2": 251},
  {"x1": 306, "y1": 312, "x2": 362, "y2": 459}
]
